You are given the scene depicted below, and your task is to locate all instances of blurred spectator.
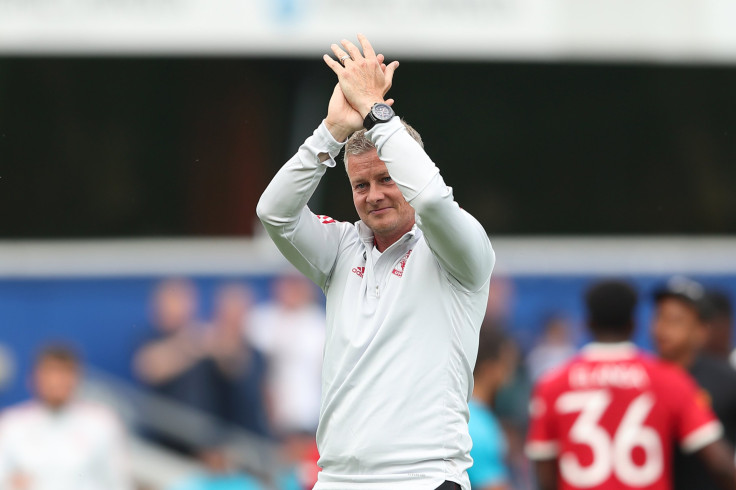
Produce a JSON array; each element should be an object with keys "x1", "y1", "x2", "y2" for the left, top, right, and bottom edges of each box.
[
  {"x1": 249, "y1": 273, "x2": 325, "y2": 436},
  {"x1": 526, "y1": 314, "x2": 576, "y2": 381},
  {"x1": 0, "y1": 345, "x2": 132, "y2": 490},
  {"x1": 135, "y1": 279, "x2": 273, "y2": 445},
  {"x1": 483, "y1": 280, "x2": 533, "y2": 490},
  {"x1": 651, "y1": 276, "x2": 736, "y2": 490},
  {"x1": 0, "y1": 343, "x2": 14, "y2": 392},
  {"x1": 484, "y1": 275, "x2": 515, "y2": 325},
  {"x1": 168, "y1": 444, "x2": 265, "y2": 490},
  {"x1": 467, "y1": 327, "x2": 516, "y2": 490},
  {"x1": 133, "y1": 278, "x2": 218, "y2": 415},
  {"x1": 206, "y1": 283, "x2": 270, "y2": 436},
  {"x1": 701, "y1": 289, "x2": 734, "y2": 361}
]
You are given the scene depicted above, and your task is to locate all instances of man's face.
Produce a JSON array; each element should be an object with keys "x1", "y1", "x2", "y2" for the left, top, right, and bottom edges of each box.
[
  {"x1": 652, "y1": 297, "x2": 705, "y2": 362},
  {"x1": 34, "y1": 358, "x2": 78, "y2": 409},
  {"x1": 153, "y1": 281, "x2": 196, "y2": 333},
  {"x1": 705, "y1": 314, "x2": 733, "y2": 359},
  {"x1": 347, "y1": 150, "x2": 415, "y2": 242}
]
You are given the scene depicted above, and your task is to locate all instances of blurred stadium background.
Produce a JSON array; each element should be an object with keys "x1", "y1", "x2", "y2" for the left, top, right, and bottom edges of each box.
[{"x1": 1, "y1": 1, "x2": 736, "y2": 489}]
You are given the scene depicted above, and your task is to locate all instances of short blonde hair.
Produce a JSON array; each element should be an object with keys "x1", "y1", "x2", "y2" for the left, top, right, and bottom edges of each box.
[{"x1": 343, "y1": 119, "x2": 424, "y2": 173}]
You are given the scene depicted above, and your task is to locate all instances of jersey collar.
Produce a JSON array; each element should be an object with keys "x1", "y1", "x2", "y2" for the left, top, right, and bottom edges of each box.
[{"x1": 580, "y1": 341, "x2": 638, "y2": 361}]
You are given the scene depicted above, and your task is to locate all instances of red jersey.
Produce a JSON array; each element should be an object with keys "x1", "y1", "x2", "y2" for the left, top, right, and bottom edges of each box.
[{"x1": 525, "y1": 342, "x2": 722, "y2": 490}]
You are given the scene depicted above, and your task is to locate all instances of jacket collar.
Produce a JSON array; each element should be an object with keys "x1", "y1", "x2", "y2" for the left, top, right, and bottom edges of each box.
[{"x1": 356, "y1": 221, "x2": 420, "y2": 253}]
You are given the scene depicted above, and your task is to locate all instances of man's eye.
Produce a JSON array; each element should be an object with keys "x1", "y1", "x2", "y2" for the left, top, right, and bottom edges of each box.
[
  {"x1": 355, "y1": 183, "x2": 366, "y2": 190},
  {"x1": 382, "y1": 177, "x2": 392, "y2": 183}
]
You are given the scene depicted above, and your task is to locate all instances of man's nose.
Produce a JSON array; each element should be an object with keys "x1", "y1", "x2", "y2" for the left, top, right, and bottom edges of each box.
[{"x1": 367, "y1": 185, "x2": 384, "y2": 204}]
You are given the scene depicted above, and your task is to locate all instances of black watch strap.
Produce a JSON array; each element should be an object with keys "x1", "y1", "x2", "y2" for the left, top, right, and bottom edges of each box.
[{"x1": 363, "y1": 103, "x2": 395, "y2": 130}]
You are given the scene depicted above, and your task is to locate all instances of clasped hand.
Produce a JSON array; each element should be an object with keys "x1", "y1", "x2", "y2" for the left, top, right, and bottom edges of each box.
[{"x1": 322, "y1": 34, "x2": 399, "y2": 142}]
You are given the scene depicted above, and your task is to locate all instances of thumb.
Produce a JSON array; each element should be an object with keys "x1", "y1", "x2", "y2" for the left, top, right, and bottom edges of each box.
[{"x1": 385, "y1": 98, "x2": 395, "y2": 106}]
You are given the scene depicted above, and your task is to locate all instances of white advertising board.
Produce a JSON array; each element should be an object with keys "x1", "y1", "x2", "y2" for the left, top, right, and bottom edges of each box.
[{"x1": 1, "y1": 0, "x2": 735, "y2": 62}]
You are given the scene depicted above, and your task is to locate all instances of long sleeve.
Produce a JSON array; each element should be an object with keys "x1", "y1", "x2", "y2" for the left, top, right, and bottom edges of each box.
[
  {"x1": 366, "y1": 117, "x2": 494, "y2": 292},
  {"x1": 256, "y1": 122, "x2": 350, "y2": 289}
]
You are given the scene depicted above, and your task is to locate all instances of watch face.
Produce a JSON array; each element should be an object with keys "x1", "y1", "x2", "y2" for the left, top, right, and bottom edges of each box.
[{"x1": 372, "y1": 103, "x2": 393, "y2": 121}]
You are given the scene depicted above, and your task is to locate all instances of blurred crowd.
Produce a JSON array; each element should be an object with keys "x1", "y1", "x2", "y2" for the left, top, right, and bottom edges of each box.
[
  {"x1": 0, "y1": 273, "x2": 734, "y2": 490},
  {"x1": 133, "y1": 274, "x2": 325, "y2": 490},
  {"x1": 0, "y1": 272, "x2": 326, "y2": 490}
]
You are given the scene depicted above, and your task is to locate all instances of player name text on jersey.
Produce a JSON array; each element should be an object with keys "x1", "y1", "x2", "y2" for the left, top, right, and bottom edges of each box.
[{"x1": 569, "y1": 363, "x2": 650, "y2": 390}]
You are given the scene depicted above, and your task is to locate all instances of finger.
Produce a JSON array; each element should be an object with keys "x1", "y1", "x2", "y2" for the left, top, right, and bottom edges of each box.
[
  {"x1": 385, "y1": 98, "x2": 395, "y2": 106},
  {"x1": 383, "y1": 60, "x2": 400, "y2": 87},
  {"x1": 377, "y1": 53, "x2": 387, "y2": 73},
  {"x1": 323, "y1": 54, "x2": 342, "y2": 74},
  {"x1": 340, "y1": 38, "x2": 363, "y2": 61},
  {"x1": 330, "y1": 43, "x2": 351, "y2": 64},
  {"x1": 357, "y1": 33, "x2": 376, "y2": 59}
]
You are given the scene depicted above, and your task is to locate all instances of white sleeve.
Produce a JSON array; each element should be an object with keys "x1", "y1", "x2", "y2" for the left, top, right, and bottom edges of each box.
[
  {"x1": 256, "y1": 122, "x2": 351, "y2": 289},
  {"x1": 367, "y1": 117, "x2": 495, "y2": 292}
]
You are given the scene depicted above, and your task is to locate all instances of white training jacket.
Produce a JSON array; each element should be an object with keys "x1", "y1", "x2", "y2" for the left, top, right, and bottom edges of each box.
[{"x1": 257, "y1": 116, "x2": 494, "y2": 490}]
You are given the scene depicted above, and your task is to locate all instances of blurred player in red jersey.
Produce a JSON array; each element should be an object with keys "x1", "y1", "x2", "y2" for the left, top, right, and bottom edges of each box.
[{"x1": 525, "y1": 280, "x2": 735, "y2": 490}]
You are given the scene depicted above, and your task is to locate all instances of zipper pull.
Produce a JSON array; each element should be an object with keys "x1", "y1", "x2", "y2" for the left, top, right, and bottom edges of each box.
[{"x1": 375, "y1": 285, "x2": 380, "y2": 298}]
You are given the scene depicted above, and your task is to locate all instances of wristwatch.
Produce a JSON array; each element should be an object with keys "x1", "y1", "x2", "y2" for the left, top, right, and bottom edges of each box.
[{"x1": 363, "y1": 102, "x2": 395, "y2": 130}]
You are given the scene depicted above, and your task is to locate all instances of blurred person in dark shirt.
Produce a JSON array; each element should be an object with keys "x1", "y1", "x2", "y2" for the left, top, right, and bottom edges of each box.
[
  {"x1": 207, "y1": 283, "x2": 270, "y2": 436},
  {"x1": 701, "y1": 290, "x2": 735, "y2": 362},
  {"x1": 133, "y1": 278, "x2": 219, "y2": 415},
  {"x1": 0, "y1": 345, "x2": 132, "y2": 490},
  {"x1": 651, "y1": 276, "x2": 736, "y2": 490},
  {"x1": 135, "y1": 279, "x2": 272, "y2": 439}
]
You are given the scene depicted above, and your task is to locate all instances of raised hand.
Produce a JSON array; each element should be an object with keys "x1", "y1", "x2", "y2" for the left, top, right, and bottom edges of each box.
[
  {"x1": 324, "y1": 83, "x2": 363, "y2": 143},
  {"x1": 324, "y1": 53, "x2": 395, "y2": 143},
  {"x1": 323, "y1": 34, "x2": 399, "y2": 119}
]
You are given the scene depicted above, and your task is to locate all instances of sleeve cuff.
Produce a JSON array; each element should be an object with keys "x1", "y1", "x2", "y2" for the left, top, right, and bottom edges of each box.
[
  {"x1": 681, "y1": 420, "x2": 723, "y2": 453},
  {"x1": 314, "y1": 120, "x2": 347, "y2": 163},
  {"x1": 365, "y1": 116, "x2": 403, "y2": 152},
  {"x1": 298, "y1": 121, "x2": 348, "y2": 169}
]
